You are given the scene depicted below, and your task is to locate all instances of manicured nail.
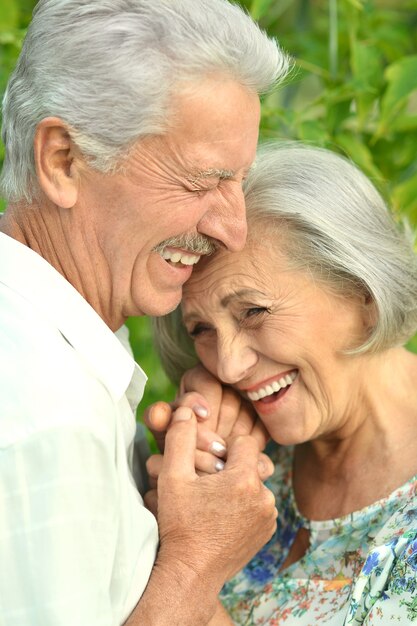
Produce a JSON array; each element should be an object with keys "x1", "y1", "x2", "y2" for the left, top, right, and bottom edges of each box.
[
  {"x1": 173, "y1": 407, "x2": 193, "y2": 422},
  {"x1": 209, "y1": 441, "x2": 227, "y2": 457},
  {"x1": 193, "y1": 404, "x2": 209, "y2": 419},
  {"x1": 215, "y1": 460, "x2": 225, "y2": 472}
]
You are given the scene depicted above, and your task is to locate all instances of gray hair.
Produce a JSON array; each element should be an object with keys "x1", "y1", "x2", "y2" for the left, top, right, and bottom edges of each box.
[
  {"x1": 0, "y1": 0, "x2": 290, "y2": 203},
  {"x1": 153, "y1": 143, "x2": 417, "y2": 384}
]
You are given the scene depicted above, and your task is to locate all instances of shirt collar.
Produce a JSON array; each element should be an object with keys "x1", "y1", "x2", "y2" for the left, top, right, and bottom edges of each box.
[{"x1": 0, "y1": 232, "x2": 147, "y2": 401}]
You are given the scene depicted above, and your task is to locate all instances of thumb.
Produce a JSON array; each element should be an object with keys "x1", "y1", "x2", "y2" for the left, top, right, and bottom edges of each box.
[
  {"x1": 160, "y1": 407, "x2": 198, "y2": 479},
  {"x1": 143, "y1": 401, "x2": 172, "y2": 432}
]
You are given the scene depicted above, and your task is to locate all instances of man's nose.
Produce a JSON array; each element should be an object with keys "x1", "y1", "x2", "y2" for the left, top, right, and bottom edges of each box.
[
  {"x1": 217, "y1": 336, "x2": 258, "y2": 385},
  {"x1": 197, "y1": 185, "x2": 247, "y2": 252}
]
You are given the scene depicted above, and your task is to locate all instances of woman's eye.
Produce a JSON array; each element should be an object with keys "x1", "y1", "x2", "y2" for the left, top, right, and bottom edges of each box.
[
  {"x1": 245, "y1": 306, "x2": 269, "y2": 318},
  {"x1": 240, "y1": 306, "x2": 271, "y2": 328},
  {"x1": 188, "y1": 323, "x2": 212, "y2": 338}
]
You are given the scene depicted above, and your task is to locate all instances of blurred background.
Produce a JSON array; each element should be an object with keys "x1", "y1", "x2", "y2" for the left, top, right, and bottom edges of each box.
[{"x1": 1, "y1": 0, "x2": 416, "y2": 425}]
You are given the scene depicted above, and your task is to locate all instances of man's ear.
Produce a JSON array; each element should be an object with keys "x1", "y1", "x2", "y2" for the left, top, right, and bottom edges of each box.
[{"x1": 34, "y1": 117, "x2": 81, "y2": 209}]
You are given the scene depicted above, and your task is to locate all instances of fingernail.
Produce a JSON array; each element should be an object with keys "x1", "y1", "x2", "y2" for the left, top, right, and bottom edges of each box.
[
  {"x1": 173, "y1": 407, "x2": 193, "y2": 422},
  {"x1": 210, "y1": 441, "x2": 227, "y2": 457},
  {"x1": 193, "y1": 404, "x2": 209, "y2": 419},
  {"x1": 215, "y1": 460, "x2": 225, "y2": 472}
]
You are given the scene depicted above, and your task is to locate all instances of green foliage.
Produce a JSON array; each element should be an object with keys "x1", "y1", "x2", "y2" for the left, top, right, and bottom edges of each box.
[
  {"x1": 0, "y1": 0, "x2": 416, "y2": 421},
  {"x1": 238, "y1": 0, "x2": 417, "y2": 222}
]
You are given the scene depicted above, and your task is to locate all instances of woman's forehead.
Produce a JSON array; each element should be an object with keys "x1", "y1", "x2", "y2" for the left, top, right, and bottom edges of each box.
[{"x1": 184, "y1": 242, "x2": 265, "y2": 293}]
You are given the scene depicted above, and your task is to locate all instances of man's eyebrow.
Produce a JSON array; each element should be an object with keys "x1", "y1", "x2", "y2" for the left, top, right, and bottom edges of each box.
[{"x1": 186, "y1": 168, "x2": 235, "y2": 186}]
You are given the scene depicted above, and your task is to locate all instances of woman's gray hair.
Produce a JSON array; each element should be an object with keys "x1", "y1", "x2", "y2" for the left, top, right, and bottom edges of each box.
[
  {"x1": 153, "y1": 143, "x2": 417, "y2": 385},
  {"x1": 0, "y1": 0, "x2": 290, "y2": 203}
]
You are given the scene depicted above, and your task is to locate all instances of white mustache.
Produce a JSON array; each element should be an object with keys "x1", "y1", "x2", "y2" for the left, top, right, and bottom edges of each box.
[{"x1": 153, "y1": 234, "x2": 218, "y2": 256}]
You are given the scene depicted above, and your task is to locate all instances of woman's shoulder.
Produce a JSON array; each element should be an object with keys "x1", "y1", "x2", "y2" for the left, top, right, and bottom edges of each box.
[{"x1": 346, "y1": 490, "x2": 417, "y2": 625}]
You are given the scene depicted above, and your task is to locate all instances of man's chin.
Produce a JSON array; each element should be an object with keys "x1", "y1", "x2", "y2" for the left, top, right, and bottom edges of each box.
[{"x1": 142, "y1": 293, "x2": 182, "y2": 318}]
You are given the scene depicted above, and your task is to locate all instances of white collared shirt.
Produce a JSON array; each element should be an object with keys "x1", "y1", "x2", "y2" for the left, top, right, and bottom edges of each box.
[{"x1": 0, "y1": 233, "x2": 159, "y2": 625}]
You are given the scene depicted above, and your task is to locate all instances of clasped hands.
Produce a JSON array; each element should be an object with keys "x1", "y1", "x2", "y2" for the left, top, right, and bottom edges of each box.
[{"x1": 141, "y1": 365, "x2": 278, "y2": 597}]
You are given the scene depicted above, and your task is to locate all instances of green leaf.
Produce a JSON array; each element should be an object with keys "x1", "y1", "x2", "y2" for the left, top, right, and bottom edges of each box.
[
  {"x1": 389, "y1": 114, "x2": 417, "y2": 133},
  {"x1": 391, "y1": 174, "x2": 417, "y2": 216},
  {"x1": 249, "y1": 0, "x2": 275, "y2": 21},
  {"x1": 351, "y1": 42, "x2": 382, "y2": 90},
  {"x1": 297, "y1": 120, "x2": 329, "y2": 143},
  {"x1": 376, "y1": 56, "x2": 417, "y2": 137},
  {"x1": 335, "y1": 132, "x2": 383, "y2": 181},
  {"x1": 343, "y1": 0, "x2": 364, "y2": 10},
  {"x1": 407, "y1": 334, "x2": 417, "y2": 355},
  {"x1": 350, "y1": 41, "x2": 382, "y2": 124},
  {"x1": 0, "y1": 0, "x2": 19, "y2": 30}
]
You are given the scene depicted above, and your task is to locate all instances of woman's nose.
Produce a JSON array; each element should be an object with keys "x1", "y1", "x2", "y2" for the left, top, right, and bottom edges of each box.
[{"x1": 217, "y1": 336, "x2": 258, "y2": 384}]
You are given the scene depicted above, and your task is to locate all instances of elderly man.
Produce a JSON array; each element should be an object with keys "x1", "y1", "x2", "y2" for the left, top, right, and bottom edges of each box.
[{"x1": 0, "y1": 1, "x2": 289, "y2": 624}]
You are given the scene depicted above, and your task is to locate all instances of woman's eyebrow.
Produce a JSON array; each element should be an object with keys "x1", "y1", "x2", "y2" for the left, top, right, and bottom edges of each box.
[
  {"x1": 182, "y1": 311, "x2": 203, "y2": 325},
  {"x1": 220, "y1": 288, "x2": 267, "y2": 307}
]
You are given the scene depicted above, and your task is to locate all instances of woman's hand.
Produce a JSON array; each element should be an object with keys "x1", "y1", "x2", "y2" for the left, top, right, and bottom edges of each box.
[
  {"x1": 144, "y1": 364, "x2": 273, "y2": 484},
  {"x1": 144, "y1": 364, "x2": 269, "y2": 449}
]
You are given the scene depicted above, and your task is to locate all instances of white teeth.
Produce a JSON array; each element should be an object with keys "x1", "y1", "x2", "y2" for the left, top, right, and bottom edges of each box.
[
  {"x1": 160, "y1": 249, "x2": 200, "y2": 265},
  {"x1": 247, "y1": 371, "x2": 298, "y2": 402}
]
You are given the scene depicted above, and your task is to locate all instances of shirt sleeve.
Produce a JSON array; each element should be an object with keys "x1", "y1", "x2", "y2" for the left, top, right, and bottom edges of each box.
[{"x1": 0, "y1": 427, "x2": 121, "y2": 626}]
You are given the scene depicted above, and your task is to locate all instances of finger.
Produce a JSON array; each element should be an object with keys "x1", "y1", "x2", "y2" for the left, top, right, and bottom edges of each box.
[
  {"x1": 195, "y1": 450, "x2": 225, "y2": 474},
  {"x1": 148, "y1": 475, "x2": 158, "y2": 490},
  {"x1": 196, "y1": 424, "x2": 227, "y2": 458},
  {"x1": 215, "y1": 387, "x2": 244, "y2": 439},
  {"x1": 143, "y1": 402, "x2": 172, "y2": 453},
  {"x1": 144, "y1": 489, "x2": 158, "y2": 516},
  {"x1": 143, "y1": 401, "x2": 172, "y2": 433},
  {"x1": 257, "y1": 452, "x2": 274, "y2": 481},
  {"x1": 226, "y1": 399, "x2": 255, "y2": 438},
  {"x1": 160, "y1": 406, "x2": 197, "y2": 479},
  {"x1": 225, "y1": 435, "x2": 260, "y2": 473},
  {"x1": 171, "y1": 391, "x2": 211, "y2": 421},
  {"x1": 250, "y1": 420, "x2": 270, "y2": 451},
  {"x1": 146, "y1": 454, "x2": 163, "y2": 480},
  {"x1": 180, "y1": 365, "x2": 223, "y2": 431}
]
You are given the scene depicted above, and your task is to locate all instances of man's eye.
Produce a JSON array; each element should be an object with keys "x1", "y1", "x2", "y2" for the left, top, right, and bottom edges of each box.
[{"x1": 192, "y1": 184, "x2": 217, "y2": 194}]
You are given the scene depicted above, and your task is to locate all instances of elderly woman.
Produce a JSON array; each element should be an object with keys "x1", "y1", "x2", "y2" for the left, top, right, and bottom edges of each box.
[{"x1": 151, "y1": 143, "x2": 417, "y2": 625}]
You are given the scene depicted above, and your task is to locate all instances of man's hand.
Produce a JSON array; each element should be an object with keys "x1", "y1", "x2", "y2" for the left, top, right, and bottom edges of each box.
[{"x1": 152, "y1": 406, "x2": 278, "y2": 585}]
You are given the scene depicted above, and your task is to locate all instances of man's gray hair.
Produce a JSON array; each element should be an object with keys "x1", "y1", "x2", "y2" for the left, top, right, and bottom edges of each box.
[
  {"x1": 0, "y1": 0, "x2": 290, "y2": 203},
  {"x1": 153, "y1": 143, "x2": 417, "y2": 384}
]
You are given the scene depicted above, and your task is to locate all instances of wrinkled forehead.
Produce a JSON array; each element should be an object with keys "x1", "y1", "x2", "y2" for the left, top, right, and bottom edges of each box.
[{"x1": 181, "y1": 239, "x2": 276, "y2": 313}]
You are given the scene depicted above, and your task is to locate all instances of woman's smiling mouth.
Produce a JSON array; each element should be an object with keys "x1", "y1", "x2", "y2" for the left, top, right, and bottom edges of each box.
[{"x1": 246, "y1": 370, "x2": 298, "y2": 402}]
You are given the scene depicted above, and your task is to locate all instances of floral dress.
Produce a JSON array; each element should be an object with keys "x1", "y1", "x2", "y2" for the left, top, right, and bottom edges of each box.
[{"x1": 221, "y1": 444, "x2": 417, "y2": 625}]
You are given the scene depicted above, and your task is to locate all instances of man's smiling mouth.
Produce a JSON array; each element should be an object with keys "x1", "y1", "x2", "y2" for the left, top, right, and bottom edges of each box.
[{"x1": 159, "y1": 248, "x2": 201, "y2": 266}]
